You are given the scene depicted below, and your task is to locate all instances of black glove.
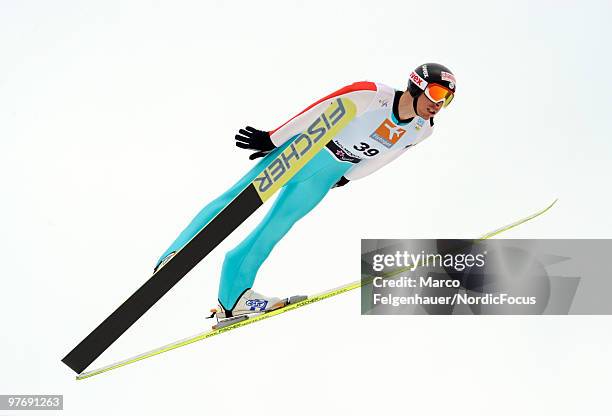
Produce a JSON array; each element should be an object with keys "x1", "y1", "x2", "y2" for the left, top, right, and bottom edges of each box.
[
  {"x1": 333, "y1": 176, "x2": 350, "y2": 188},
  {"x1": 235, "y1": 126, "x2": 276, "y2": 160}
]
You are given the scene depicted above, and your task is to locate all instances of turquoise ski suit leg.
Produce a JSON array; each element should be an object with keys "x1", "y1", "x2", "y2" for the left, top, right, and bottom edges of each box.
[
  {"x1": 218, "y1": 148, "x2": 352, "y2": 310},
  {"x1": 156, "y1": 139, "x2": 352, "y2": 311},
  {"x1": 155, "y1": 141, "x2": 295, "y2": 267}
]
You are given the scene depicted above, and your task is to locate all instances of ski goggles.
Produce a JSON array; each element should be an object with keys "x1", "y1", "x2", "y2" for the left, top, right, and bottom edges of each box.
[{"x1": 424, "y1": 83, "x2": 454, "y2": 108}]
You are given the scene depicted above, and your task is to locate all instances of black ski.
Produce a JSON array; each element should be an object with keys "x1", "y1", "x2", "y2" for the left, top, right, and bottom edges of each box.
[{"x1": 62, "y1": 98, "x2": 357, "y2": 374}]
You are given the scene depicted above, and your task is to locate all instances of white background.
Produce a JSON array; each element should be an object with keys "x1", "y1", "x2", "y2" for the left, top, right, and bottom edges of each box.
[{"x1": 1, "y1": 0, "x2": 611, "y2": 415}]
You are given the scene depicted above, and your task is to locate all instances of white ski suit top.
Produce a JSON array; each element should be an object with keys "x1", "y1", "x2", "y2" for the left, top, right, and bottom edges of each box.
[{"x1": 268, "y1": 81, "x2": 434, "y2": 181}]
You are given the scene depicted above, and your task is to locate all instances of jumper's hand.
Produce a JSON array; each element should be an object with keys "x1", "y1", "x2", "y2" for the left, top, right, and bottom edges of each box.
[
  {"x1": 235, "y1": 126, "x2": 276, "y2": 160},
  {"x1": 333, "y1": 176, "x2": 350, "y2": 188}
]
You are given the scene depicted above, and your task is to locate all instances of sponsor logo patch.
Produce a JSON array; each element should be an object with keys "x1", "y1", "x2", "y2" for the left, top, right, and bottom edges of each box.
[
  {"x1": 441, "y1": 71, "x2": 456, "y2": 85},
  {"x1": 369, "y1": 118, "x2": 406, "y2": 148},
  {"x1": 245, "y1": 299, "x2": 269, "y2": 311},
  {"x1": 415, "y1": 117, "x2": 425, "y2": 130},
  {"x1": 326, "y1": 140, "x2": 361, "y2": 163},
  {"x1": 409, "y1": 71, "x2": 427, "y2": 90},
  {"x1": 422, "y1": 64, "x2": 429, "y2": 78}
]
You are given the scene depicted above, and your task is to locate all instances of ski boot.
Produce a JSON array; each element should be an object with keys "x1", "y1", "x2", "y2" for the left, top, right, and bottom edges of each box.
[
  {"x1": 154, "y1": 251, "x2": 176, "y2": 273},
  {"x1": 208, "y1": 289, "x2": 307, "y2": 329}
]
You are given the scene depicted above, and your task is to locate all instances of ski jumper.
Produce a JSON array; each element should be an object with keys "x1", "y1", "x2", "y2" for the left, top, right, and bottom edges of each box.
[{"x1": 156, "y1": 81, "x2": 435, "y2": 310}]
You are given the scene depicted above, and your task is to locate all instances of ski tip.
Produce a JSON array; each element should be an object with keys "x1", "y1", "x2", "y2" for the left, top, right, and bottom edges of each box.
[
  {"x1": 538, "y1": 198, "x2": 558, "y2": 216},
  {"x1": 478, "y1": 199, "x2": 558, "y2": 241}
]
